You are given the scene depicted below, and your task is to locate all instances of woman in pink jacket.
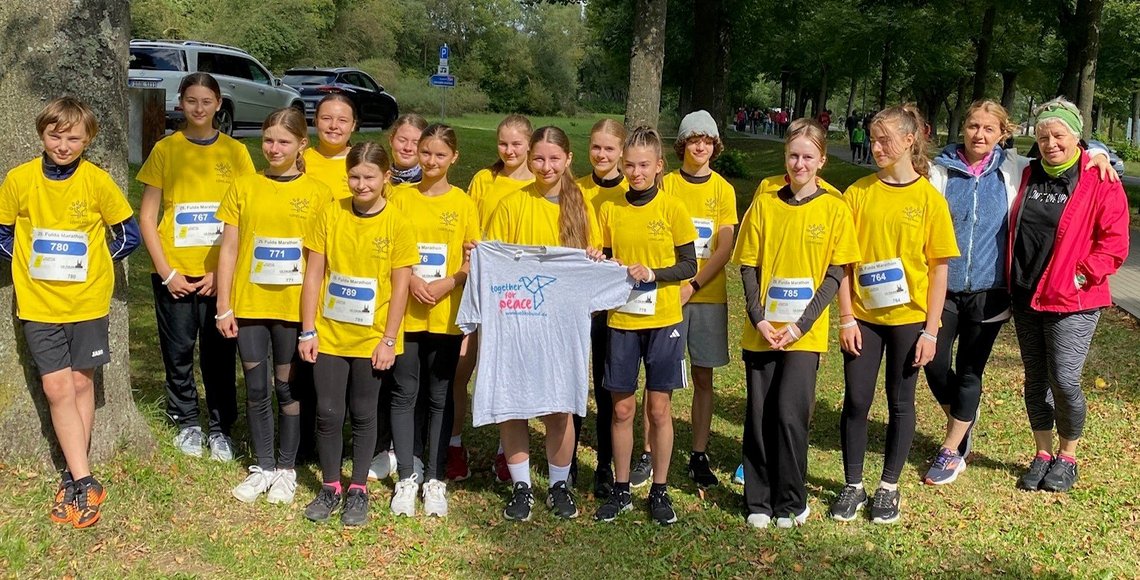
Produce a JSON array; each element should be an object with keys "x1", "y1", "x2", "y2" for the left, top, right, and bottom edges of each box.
[{"x1": 1008, "y1": 98, "x2": 1129, "y2": 493}]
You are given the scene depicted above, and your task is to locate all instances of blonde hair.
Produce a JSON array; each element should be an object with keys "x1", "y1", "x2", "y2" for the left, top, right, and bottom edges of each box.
[
  {"x1": 963, "y1": 100, "x2": 1017, "y2": 140},
  {"x1": 871, "y1": 104, "x2": 930, "y2": 178},
  {"x1": 36, "y1": 97, "x2": 98, "y2": 141},
  {"x1": 531, "y1": 126, "x2": 589, "y2": 249},
  {"x1": 389, "y1": 113, "x2": 428, "y2": 140},
  {"x1": 785, "y1": 118, "x2": 828, "y2": 160},
  {"x1": 623, "y1": 126, "x2": 666, "y2": 189},
  {"x1": 590, "y1": 118, "x2": 627, "y2": 144},
  {"x1": 262, "y1": 107, "x2": 309, "y2": 173},
  {"x1": 490, "y1": 114, "x2": 533, "y2": 177}
]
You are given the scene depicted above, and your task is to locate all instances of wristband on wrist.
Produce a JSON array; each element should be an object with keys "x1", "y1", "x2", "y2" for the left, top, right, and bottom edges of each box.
[
  {"x1": 689, "y1": 279, "x2": 701, "y2": 292},
  {"x1": 298, "y1": 330, "x2": 318, "y2": 342},
  {"x1": 214, "y1": 309, "x2": 233, "y2": 321},
  {"x1": 161, "y1": 269, "x2": 178, "y2": 286},
  {"x1": 839, "y1": 320, "x2": 858, "y2": 330},
  {"x1": 840, "y1": 313, "x2": 855, "y2": 319},
  {"x1": 920, "y1": 330, "x2": 938, "y2": 343}
]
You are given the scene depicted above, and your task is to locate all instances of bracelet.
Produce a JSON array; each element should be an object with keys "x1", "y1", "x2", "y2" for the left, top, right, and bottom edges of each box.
[
  {"x1": 689, "y1": 279, "x2": 702, "y2": 292},
  {"x1": 839, "y1": 321, "x2": 858, "y2": 329},
  {"x1": 298, "y1": 330, "x2": 318, "y2": 342},
  {"x1": 839, "y1": 313, "x2": 855, "y2": 319},
  {"x1": 161, "y1": 269, "x2": 178, "y2": 286},
  {"x1": 645, "y1": 269, "x2": 656, "y2": 283},
  {"x1": 920, "y1": 330, "x2": 938, "y2": 343},
  {"x1": 214, "y1": 309, "x2": 233, "y2": 321},
  {"x1": 786, "y1": 324, "x2": 802, "y2": 340}
]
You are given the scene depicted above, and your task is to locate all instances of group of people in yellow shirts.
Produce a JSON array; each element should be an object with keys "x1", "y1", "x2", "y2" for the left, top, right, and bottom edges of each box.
[{"x1": 6, "y1": 70, "x2": 1124, "y2": 531}]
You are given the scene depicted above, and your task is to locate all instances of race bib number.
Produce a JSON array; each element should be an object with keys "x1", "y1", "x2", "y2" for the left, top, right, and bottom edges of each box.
[
  {"x1": 249, "y1": 237, "x2": 303, "y2": 285},
  {"x1": 413, "y1": 242, "x2": 448, "y2": 282},
  {"x1": 173, "y1": 202, "x2": 223, "y2": 247},
  {"x1": 323, "y1": 272, "x2": 378, "y2": 326},
  {"x1": 692, "y1": 218, "x2": 714, "y2": 259},
  {"x1": 29, "y1": 229, "x2": 88, "y2": 282},
  {"x1": 617, "y1": 280, "x2": 658, "y2": 315},
  {"x1": 765, "y1": 277, "x2": 814, "y2": 323},
  {"x1": 856, "y1": 258, "x2": 910, "y2": 309}
]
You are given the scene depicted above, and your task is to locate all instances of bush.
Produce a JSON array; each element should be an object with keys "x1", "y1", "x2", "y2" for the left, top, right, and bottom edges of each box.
[
  {"x1": 386, "y1": 74, "x2": 490, "y2": 118},
  {"x1": 712, "y1": 148, "x2": 749, "y2": 178},
  {"x1": 1110, "y1": 140, "x2": 1140, "y2": 162}
]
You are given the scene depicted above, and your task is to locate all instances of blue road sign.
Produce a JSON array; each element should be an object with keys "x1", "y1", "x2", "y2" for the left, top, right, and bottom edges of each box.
[
  {"x1": 440, "y1": 44, "x2": 449, "y2": 61},
  {"x1": 430, "y1": 74, "x2": 456, "y2": 88}
]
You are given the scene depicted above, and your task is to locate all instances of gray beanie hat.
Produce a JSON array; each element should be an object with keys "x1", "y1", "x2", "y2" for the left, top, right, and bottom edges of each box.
[{"x1": 677, "y1": 110, "x2": 719, "y2": 140}]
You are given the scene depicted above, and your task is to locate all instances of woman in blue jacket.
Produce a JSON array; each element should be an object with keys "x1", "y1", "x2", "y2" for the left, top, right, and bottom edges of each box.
[{"x1": 922, "y1": 100, "x2": 1115, "y2": 485}]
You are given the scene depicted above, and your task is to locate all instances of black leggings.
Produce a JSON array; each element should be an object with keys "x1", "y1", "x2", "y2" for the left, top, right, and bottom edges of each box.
[
  {"x1": 236, "y1": 319, "x2": 300, "y2": 470},
  {"x1": 841, "y1": 321, "x2": 922, "y2": 485},
  {"x1": 391, "y1": 332, "x2": 461, "y2": 481},
  {"x1": 314, "y1": 354, "x2": 385, "y2": 485},
  {"x1": 924, "y1": 308, "x2": 1004, "y2": 423},
  {"x1": 742, "y1": 350, "x2": 818, "y2": 517},
  {"x1": 573, "y1": 314, "x2": 613, "y2": 468}
]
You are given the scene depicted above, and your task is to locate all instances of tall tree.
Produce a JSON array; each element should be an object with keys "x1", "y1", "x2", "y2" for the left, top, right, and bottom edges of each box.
[
  {"x1": 1055, "y1": 0, "x2": 1106, "y2": 136},
  {"x1": 690, "y1": 0, "x2": 730, "y2": 125},
  {"x1": 625, "y1": 0, "x2": 668, "y2": 128},
  {"x1": 0, "y1": 0, "x2": 154, "y2": 468},
  {"x1": 971, "y1": 0, "x2": 997, "y2": 101}
]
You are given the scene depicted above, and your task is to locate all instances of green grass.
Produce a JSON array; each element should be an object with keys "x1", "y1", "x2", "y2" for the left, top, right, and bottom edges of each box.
[{"x1": 3, "y1": 126, "x2": 1140, "y2": 578}]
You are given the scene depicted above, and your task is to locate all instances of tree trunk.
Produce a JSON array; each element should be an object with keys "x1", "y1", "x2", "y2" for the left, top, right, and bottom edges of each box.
[
  {"x1": 691, "y1": 0, "x2": 729, "y2": 126},
  {"x1": 625, "y1": 0, "x2": 668, "y2": 129},
  {"x1": 779, "y1": 71, "x2": 789, "y2": 110},
  {"x1": 0, "y1": 0, "x2": 154, "y2": 469},
  {"x1": 971, "y1": 1, "x2": 997, "y2": 101},
  {"x1": 946, "y1": 77, "x2": 970, "y2": 144},
  {"x1": 815, "y1": 64, "x2": 829, "y2": 119},
  {"x1": 878, "y1": 39, "x2": 892, "y2": 110},
  {"x1": 846, "y1": 76, "x2": 858, "y2": 118},
  {"x1": 1000, "y1": 70, "x2": 1019, "y2": 111},
  {"x1": 1076, "y1": 0, "x2": 1104, "y2": 139},
  {"x1": 1131, "y1": 90, "x2": 1140, "y2": 143}
]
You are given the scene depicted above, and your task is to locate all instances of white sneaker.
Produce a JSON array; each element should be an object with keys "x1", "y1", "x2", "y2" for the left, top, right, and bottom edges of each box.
[
  {"x1": 746, "y1": 513, "x2": 772, "y2": 528},
  {"x1": 173, "y1": 426, "x2": 205, "y2": 457},
  {"x1": 776, "y1": 505, "x2": 811, "y2": 528},
  {"x1": 368, "y1": 449, "x2": 397, "y2": 481},
  {"x1": 232, "y1": 466, "x2": 276, "y2": 503},
  {"x1": 422, "y1": 479, "x2": 448, "y2": 517},
  {"x1": 266, "y1": 469, "x2": 297, "y2": 504},
  {"x1": 391, "y1": 474, "x2": 419, "y2": 516}
]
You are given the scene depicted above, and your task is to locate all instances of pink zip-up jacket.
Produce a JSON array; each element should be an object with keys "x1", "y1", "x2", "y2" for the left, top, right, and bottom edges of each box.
[{"x1": 1007, "y1": 150, "x2": 1130, "y2": 313}]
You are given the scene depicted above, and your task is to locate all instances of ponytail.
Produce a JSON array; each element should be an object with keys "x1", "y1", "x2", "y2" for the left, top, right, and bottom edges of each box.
[
  {"x1": 624, "y1": 125, "x2": 666, "y2": 189},
  {"x1": 871, "y1": 104, "x2": 930, "y2": 178}
]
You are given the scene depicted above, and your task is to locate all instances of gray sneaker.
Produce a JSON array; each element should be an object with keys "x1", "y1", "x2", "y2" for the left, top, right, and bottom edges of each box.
[
  {"x1": 630, "y1": 452, "x2": 653, "y2": 488},
  {"x1": 208, "y1": 433, "x2": 235, "y2": 462},
  {"x1": 173, "y1": 426, "x2": 205, "y2": 457}
]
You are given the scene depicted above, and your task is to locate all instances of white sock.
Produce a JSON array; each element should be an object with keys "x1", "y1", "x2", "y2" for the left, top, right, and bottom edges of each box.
[
  {"x1": 879, "y1": 481, "x2": 898, "y2": 492},
  {"x1": 449, "y1": 435, "x2": 462, "y2": 447},
  {"x1": 849, "y1": 482, "x2": 863, "y2": 490},
  {"x1": 497, "y1": 442, "x2": 505, "y2": 455},
  {"x1": 548, "y1": 462, "x2": 571, "y2": 486},
  {"x1": 507, "y1": 459, "x2": 531, "y2": 486}
]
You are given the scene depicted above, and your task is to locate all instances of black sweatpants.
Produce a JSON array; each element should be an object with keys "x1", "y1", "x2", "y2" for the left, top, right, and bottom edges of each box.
[
  {"x1": 151, "y1": 274, "x2": 237, "y2": 436},
  {"x1": 924, "y1": 307, "x2": 1004, "y2": 423},
  {"x1": 314, "y1": 354, "x2": 385, "y2": 485},
  {"x1": 236, "y1": 319, "x2": 300, "y2": 471},
  {"x1": 742, "y1": 350, "x2": 819, "y2": 517},
  {"x1": 572, "y1": 314, "x2": 614, "y2": 468},
  {"x1": 391, "y1": 332, "x2": 461, "y2": 481},
  {"x1": 841, "y1": 321, "x2": 923, "y2": 485}
]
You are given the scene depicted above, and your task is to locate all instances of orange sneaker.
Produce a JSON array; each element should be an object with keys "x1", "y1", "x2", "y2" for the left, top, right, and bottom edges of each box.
[
  {"x1": 70, "y1": 480, "x2": 106, "y2": 529},
  {"x1": 50, "y1": 482, "x2": 76, "y2": 524}
]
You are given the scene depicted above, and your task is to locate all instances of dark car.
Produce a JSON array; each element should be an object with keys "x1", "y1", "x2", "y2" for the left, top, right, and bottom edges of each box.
[{"x1": 282, "y1": 67, "x2": 398, "y2": 129}]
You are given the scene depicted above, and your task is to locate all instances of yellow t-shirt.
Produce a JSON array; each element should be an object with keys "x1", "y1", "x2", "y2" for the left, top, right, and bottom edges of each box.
[
  {"x1": 751, "y1": 174, "x2": 843, "y2": 199},
  {"x1": 600, "y1": 191, "x2": 698, "y2": 330},
  {"x1": 215, "y1": 173, "x2": 331, "y2": 322},
  {"x1": 662, "y1": 170, "x2": 738, "y2": 304},
  {"x1": 467, "y1": 168, "x2": 533, "y2": 234},
  {"x1": 302, "y1": 148, "x2": 352, "y2": 200},
  {"x1": 576, "y1": 173, "x2": 629, "y2": 220},
  {"x1": 305, "y1": 199, "x2": 419, "y2": 357},
  {"x1": 843, "y1": 174, "x2": 960, "y2": 326},
  {"x1": 136, "y1": 131, "x2": 256, "y2": 276},
  {"x1": 0, "y1": 159, "x2": 134, "y2": 323},
  {"x1": 732, "y1": 178, "x2": 861, "y2": 352},
  {"x1": 485, "y1": 184, "x2": 603, "y2": 249},
  {"x1": 389, "y1": 185, "x2": 480, "y2": 335}
]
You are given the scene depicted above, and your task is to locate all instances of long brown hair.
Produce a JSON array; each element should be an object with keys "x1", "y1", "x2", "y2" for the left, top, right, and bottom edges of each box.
[
  {"x1": 262, "y1": 107, "x2": 309, "y2": 173},
  {"x1": 871, "y1": 104, "x2": 930, "y2": 177},
  {"x1": 490, "y1": 114, "x2": 533, "y2": 177},
  {"x1": 531, "y1": 126, "x2": 589, "y2": 249},
  {"x1": 346, "y1": 141, "x2": 392, "y2": 199}
]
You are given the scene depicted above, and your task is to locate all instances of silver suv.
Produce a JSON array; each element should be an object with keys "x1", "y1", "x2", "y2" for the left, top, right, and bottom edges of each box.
[{"x1": 128, "y1": 40, "x2": 304, "y2": 134}]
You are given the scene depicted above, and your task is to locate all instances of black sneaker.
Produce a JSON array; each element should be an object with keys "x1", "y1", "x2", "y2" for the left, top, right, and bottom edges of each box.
[
  {"x1": 503, "y1": 482, "x2": 534, "y2": 521},
  {"x1": 688, "y1": 452, "x2": 720, "y2": 487},
  {"x1": 546, "y1": 481, "x2": 579, "y2": 519},
  {"x1": 648, "y1": 488, "x2": 678, "y2": 525},
  {"x1": 593, "y1": 464, "x2": 614, "y2": 498},
  {"x1": 341, "y1": 488, "x2": 369, "y2": 526},
  {"x1": 1017, "y1": 455, "x2": 1053, "y2": 491},
  {"x1": 829, "y1": 485, "x2": 868, "y2": 522},
  {"x1": 304, "y1": 485, "x2": 342, "y2": 523},
  {"x1": 1039, "y1": 458, "x2": 1078, "y2": 493},
  {"x1": 870, "y1": 487, "x2": 900, "y2": 524},
  {"x1": 593, "y1": 488, "x2": 633, "y2": 522},
  {"x1": 630, "y1": 452, "x2": 653, "y2": 488}
]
